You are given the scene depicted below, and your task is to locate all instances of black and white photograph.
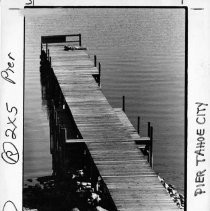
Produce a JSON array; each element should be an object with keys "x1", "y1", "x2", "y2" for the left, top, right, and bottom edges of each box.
[
  {"x1": 1, "y1": 1, "x2": 210, "y2": 211},
  {"x1": 23, "y1": 7, "x2": 186, "y2": 211}
]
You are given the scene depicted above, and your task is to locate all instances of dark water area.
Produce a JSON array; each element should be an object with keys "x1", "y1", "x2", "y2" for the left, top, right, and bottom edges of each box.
[{"x1": 24, "y1": 8, "x2": 185, "y2": 194}]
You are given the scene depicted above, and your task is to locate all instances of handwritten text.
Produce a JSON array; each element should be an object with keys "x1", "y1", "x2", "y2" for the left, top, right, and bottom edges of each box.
[
  {"x1": 194, "y1": 102, "x2": 208, "y2": 196},
  {"x1": 1, "y1": 53, "x2": 16, "y2": 85},
  {"x1": 1, "y1": 103, "x2": 19, "y2": 165}
]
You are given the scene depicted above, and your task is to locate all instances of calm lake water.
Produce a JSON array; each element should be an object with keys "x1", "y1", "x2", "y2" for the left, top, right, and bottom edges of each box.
[{"x1": 24, "y1": 8, "x2": 185, "y2": 194}]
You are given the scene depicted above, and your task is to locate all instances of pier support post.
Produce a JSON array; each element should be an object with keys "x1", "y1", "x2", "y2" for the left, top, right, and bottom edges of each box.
[
  {"x1": 59, "y1": 127, "x2": 67, "y2": 174},
  {"x1": 149, "y1": 126, "x2": 153, "y2": 168},
  {"x1": 147, "y1": 122, "x2": 151, "y2": 137},
  {"x1": 137, "y1": 116, "x2": 140, "y2": 134},
  {"x1": 47, "y1": 49, "x2": 50, "y2": 60},
  {"x1": 79, "y1": 34, "x2": 81, "y2": 46},
  {"x1": 99, "y1": 62, "x2": 101, "y2": 86},
  {"x1": 46, "y1": 43, "x2": 48, "y2": 55},
  {"x1": 122, "y1": 96, "x2": 125, "y2": 112},
  {"x1": 94, "y1": 55, "x2": 97, "y2": 67},
  {"x1": 49, "y1": 101, "x2": 55, "y2": 154},
  {"x1": 147, "y1": 122, "x2": 151, "y2": 163}
]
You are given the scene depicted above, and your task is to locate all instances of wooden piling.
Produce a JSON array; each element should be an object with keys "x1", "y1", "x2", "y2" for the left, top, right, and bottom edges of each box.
[
  {"x1": 137, "y1": 116, "x2": 140, "y2": 134},
  {"x1": 122, "y1": 96, "x2": 125, "y2": 112},
  {"x1": 49, "y1": 103, "x2": 54, "y2": 154},
  {"x1": 60, "y1": 127, "x2": 67, "y2": 147},
  {"x1": 79, "y1": 33, "x2": 81, "y2": 46},
  {"x1": 147, "y1": 122, "x2": 151, "y2": 163},
  {"x1": 47, "y1": 49, "x2": 50, "y2": 60},
  {"x1": 148, "y1": 122, "x2": 151, "y2": 137},
  {"x1": 46, "y1": 43, "x2": 48, "y2": 54},
  {"x1": 99, "y1": 62, "x2": 101, "y2": 86},
  {"x1": 94, "y1": 55, "x2": 97, "y2": 67},
  {"x1": 59, "y1": 127, "x2": 67, "y2": 173},
  {"x1": 150, "y1": 126, "x2": 153, "y2": 168}
]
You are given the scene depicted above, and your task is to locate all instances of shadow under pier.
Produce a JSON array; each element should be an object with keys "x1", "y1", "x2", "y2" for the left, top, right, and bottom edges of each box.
[{"x1": 39, "y1": 44, "x2": 117, "y2": 211}]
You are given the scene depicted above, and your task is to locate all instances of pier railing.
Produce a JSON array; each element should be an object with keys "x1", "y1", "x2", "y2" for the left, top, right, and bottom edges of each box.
[
  {"x1": 122, "y1": 95, "x2": 154, "y2": 168},
  {"x1": 41, "y1": 34, "x2": 82, "y2": 46}
]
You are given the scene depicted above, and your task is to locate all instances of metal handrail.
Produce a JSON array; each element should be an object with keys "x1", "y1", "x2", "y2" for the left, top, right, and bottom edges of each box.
[{"x1": 41, "y1": 34, "x2": 82, "y2": 46}]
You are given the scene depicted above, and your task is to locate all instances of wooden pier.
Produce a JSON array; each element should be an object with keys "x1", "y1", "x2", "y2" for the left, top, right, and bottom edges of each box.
[{"x1": 40, "y1": 35, "x2": 179, "y2": 211}]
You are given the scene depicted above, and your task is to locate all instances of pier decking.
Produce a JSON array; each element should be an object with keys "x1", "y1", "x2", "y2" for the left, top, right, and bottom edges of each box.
[{"x1": 41, "y1": 35, "x2": 179, "y2": 211}]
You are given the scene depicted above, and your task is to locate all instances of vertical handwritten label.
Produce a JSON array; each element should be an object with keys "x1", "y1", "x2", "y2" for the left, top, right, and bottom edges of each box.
[
  {"x1": 0, "y1": 3, "x2": 23, "y2": 211},
  {"x1": 5, "y1": 102, "x2": 18, "y2": 139},
  {"x1": 1, "y1": 53, "x2": 16, "y2": 85},
  {"x1": 1, "y1": 103, "x2": 19, "y2": 165},
  {"x1": 0, "y1": 57, "x2": 20, "y2": 211},
  {"x1": 194, "y1": 102, "x2": 208, "y2": 197}
]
